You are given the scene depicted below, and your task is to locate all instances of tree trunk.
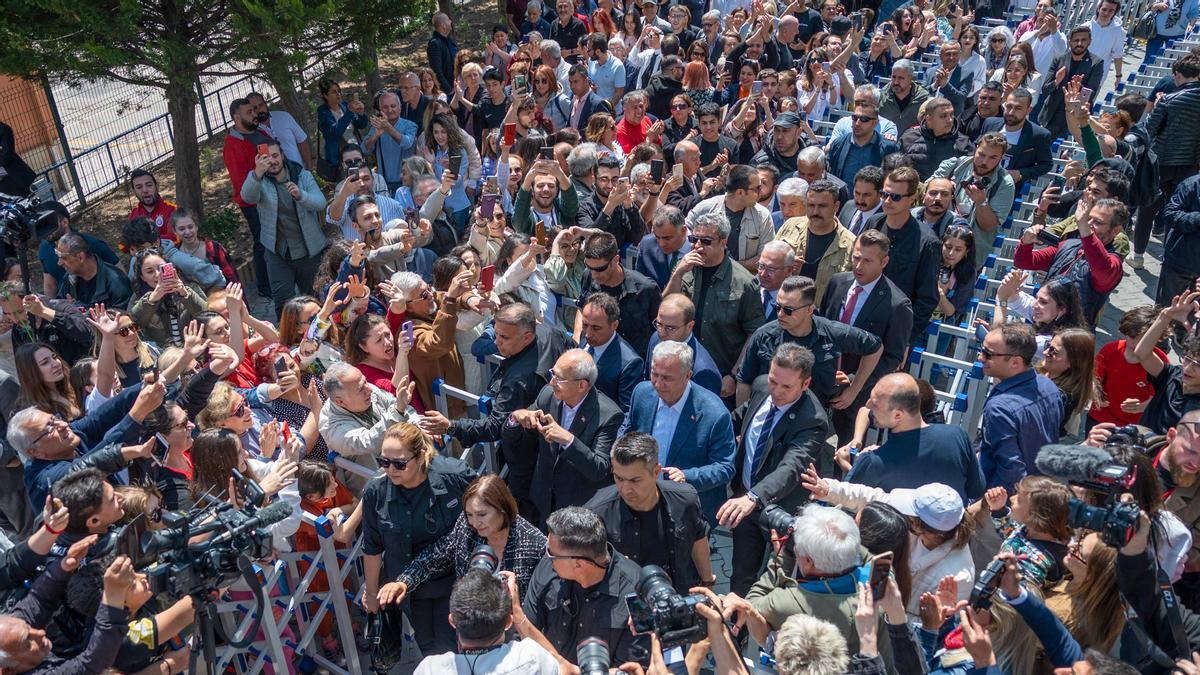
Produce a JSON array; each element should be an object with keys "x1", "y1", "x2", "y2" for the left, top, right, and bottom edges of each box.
[
  {"x1": 262, "y1": 59, "x2": 308, "y2": 128},
  {"x1": 164, "y1": 82, "x2": 204, "y2": 218},
  {"x1": 438, "y1": 0, "x2": 454, "y2": 16},
  {"x1": 362, "y1": 35, "x2": 384, "y2": 92}
]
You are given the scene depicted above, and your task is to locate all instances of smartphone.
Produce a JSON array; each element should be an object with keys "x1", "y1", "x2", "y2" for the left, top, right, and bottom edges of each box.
[
  {"x1": 152, "y1": 432, "x2": 171, "y2": 467},
  {"x1": 852, "y1": 11, "x2": 864, "y2": 30},
  {"x1": 1037, "y1": 228, "x2": 1063, "y2": 246},
  {"x1": 739, "y1": 83, "x2": 750, "y2": 100},
  {"x1": 539, "y1": 146, "x2": 554, "y2": 160},
  {"x1": 159, "y1": 262, "x2": 176, "y2": 281},
  {"x1": 1048, "y1": 173, "x2": 1068, "y2": 189},
  {"x1": 1072, "y1": 148, "x2": 1087, "y2": 163},
  {"x1": 281, "y1": 420, "x2": 292, "y2": 445},
  {"x1": 974, "y1": 322, "x2": 989, "y2": 343},
  {"x1": 535, "y1": 221, "x2": 547, "y2": 247},
  {"x1": 256, "y1": 143, "x2": 269, "y2": 156},
  {"x1": 274, "y1": 355, "x2": 288, "y2": 376},
  {"x1": 514, "y1": 74, "x2": 527, "y2": 94},
  {"x1": 751, "y1": 80, "x2": 763, "y2": 96},
  {"x1": 404, "y1": 208, "x2": 418, "y2": 227},
  {"x1": 503, "y1": 122, "x2": 517, "y2": 146},
  {"x1": 364, "y1": 227, "x2": 382, "y2": 247},
  {"x1": 402, "y1": 320, "x2": 414, "y2": 345},
  {"x1": 481, "y1": 193, "x2": 499, "y2": 219},
  {"x1": 625, "y1": 594, "x2": 656, "y2": 634},
  {"x1": 480, "y1": 265, "x2": 496, "y2": 293},
  {"x1": 619, "y1": 176, "x2": 630, "y2": 186},
  {"x1": 673, "y1": 163, "x2": 684, "y2": 181},
  {"x1": 448, "y1": 154, "x2": 462, "y2": 173},
  {"x1": 650, "y1": 159, "x2": 665, "y2": 184},
  {"x1": 822, "y1": 61, "x2": 833, "y2": 73},
  {"x1": 868, "y1": 553, "x2": 893, "y2": 601},
  {"x1": 882, "y1": 23, "x2": 893, "y2": 35},
  {"x1": 1080, "y1": 86, "x2": 1094, "y2": 101}
]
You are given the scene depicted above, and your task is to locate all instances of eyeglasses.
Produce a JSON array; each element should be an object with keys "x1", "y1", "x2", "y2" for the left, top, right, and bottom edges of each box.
[
  {"x1": 881, "y1": 190, "x2": 913, "y2": 202},
  {"x1": 670, "y1": 103, "x2": 690, "y2": 110},
  {"x1": 778, "y1": 304, "x2": 812, "y2": 316},
  {"x1": 1043, "y1": 344, "x2": 1060, "y2": 357},
  {"x1": 411, "y1": 288, "x2": 433, "y2": 302},
  {"x1": 990, "y1": 36, "x2": 1007, "y2": 42},
  {"x1": 585, "y1": 260, "x2": 611, "y2": 274},
  {"x1": 549, "y1": 368, "x2": 585, "y2": 383},
  {"x1": 1184, "y1": 355, "x2": 1200, "y2": 371},
  {"x1": 117, "y1": 324, "x2": 138, "y2": 337},
  {"x1": 149, "y1": 502, "x2": 165, "y2": 523},
  {"x1": 30, "y1": 414, "x2": 64, "y2": 447},
  {"x1": 687, "y1": 235, "x2": 716, "y2": 246},
  {"x1": 377, "y1": 455, "x2": 415, "y2": 470},
  {"x1": 851, "y1": 114, "x2": 878, "y2": 123},
  {"x1": 652, "y1": 320, "x2": 683, "y2": 332},
  {"x1": 758, "y1": 264, "x2": 787, "y2": 275},
  {"x1": 980, "y1": 346, "x2": 1018, "y2": 360},
  {"x1": 171, "y1": 418, "x2": 192, "y2": 431}
]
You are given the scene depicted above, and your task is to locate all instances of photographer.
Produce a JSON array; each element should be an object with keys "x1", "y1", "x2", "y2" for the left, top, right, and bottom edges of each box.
[
  {"x1": 521, "y1": 506, "x2": 648, "y2": 665},
  {"x1": 414, "y1": 568, "x2": 562, "y2": 674},
  {"x1": 0, "y1": 280, "x2": 95, "y2": 367}
]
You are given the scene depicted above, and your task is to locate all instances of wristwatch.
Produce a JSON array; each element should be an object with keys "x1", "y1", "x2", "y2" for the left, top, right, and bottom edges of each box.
[{"x1": 746, "y1": 490, "x2": 762, "y2": 506}]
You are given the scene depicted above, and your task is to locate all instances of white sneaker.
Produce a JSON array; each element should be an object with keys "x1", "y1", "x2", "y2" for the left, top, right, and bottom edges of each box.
[{"x1": 1129, "y1": 253, "x2": 1144, "y2": 270}]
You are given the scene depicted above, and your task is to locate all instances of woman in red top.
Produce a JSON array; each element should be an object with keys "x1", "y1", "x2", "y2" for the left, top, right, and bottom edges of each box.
[
  {"x1": 1089, "y1": 307, "x2": 1163, "y2": 428},
  {"x1": 343, "y1": 313, "x2": 415, "y2": 407}
]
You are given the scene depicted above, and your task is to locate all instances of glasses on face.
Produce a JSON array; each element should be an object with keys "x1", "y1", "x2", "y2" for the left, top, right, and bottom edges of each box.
[
  {"x1": 117, "y1": 324, "x2": 138, "y2": 337},
  {"x1": 851, "y1": 114, "x2": 877, "y2": 123},
  {"x1": 652, "y1": 320, "x2": 683, "y2": 332},
  {"x1": 778, "y1": 304, "x2": 812, "y2": 316},
  {"x1": 171, "y1": 418, "x2": 192, "y2": 432},
  {"x1": 880, "y1": 190, "x2": 913, "y2": 202},
  {"x1": 671, "y1": 103, "x2": 690, "y2": 110},
  {"x1": 687, "y1": 235, "x2": 716, "y2": 246},
  {"x1": 377, "y1": 455, "x2": 415, "y2": 470},
  {"x1": 991, "y1": 36, "x2": 1007, "y2": 42},
  {"x1": 545, "y1": 542, "x2": 600, "y2": 566},
  {"x1": 980, "y1": 346, "x2": 1017, "y2": 361},
  {"x1": 411, "y1": 288, "x2": 433, "y2": 302},
  {"x1": 1043, "y1": 344, "x2": 1060, "y2": 358},
  {"x1": 758, "y1": 264, "x2": 786, "y2": 276},
  {"x1": 549, "y1": 369, "x2": 584, "y2": 383},
  {"x1": 1184, "y1": 355, "x2": 1200, "y2": 371},
  {"x1": 586, "y1": 260, "x2": 611, "y2": 274},
  {"x1": 31, "y1": 414, "x2": 64, "y2": 447}
]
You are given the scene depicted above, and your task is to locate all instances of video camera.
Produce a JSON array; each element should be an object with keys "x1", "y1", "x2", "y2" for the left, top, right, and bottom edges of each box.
[
  {"x1": 1036, "y1": 443, "x2": 1141, "y2": 547},
  {"x1": 625, "y1": 566, "x2": 711, "y2": 649},
  {"x1": 577, "y1": 638, "x2": 610, "y2": 675},
  {"x1": 0, "y1": 192, "x2": 60, "y2": 247}
]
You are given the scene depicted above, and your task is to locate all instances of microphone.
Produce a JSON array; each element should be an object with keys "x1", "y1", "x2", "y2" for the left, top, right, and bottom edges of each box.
[
  {"x1": 1035, "y1": 444, "x2": 1115, "y2": 483},
  {"x1": 205, "y1": 500, "x2": 294, "y2": 548}
]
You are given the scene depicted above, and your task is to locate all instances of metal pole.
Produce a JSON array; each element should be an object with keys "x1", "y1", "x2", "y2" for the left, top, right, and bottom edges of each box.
[
  {"x1": 196, "y1": 78, "x2": 214, "y2": 139},
  {"x1": 40, "y1": 75, "x2": 87, "y2": 209}
]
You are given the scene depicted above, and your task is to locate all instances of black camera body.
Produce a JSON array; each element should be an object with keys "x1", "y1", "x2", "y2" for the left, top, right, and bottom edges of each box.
[
  {"x1": 0, "y1": 193, "x2": 59, "y2": 246},
  {"x1": 969, "y1": 557, "x2": 1005, "y2": 610},
  {"x1": 625, "y1": 566, "x2": 709, "y2": 649},
  {"x1": 959, "y1": 175, "x2": 991, "y2": 192},
  {"x1": 1067, "y1": 498, "x2": 1140, "y2": 548}
]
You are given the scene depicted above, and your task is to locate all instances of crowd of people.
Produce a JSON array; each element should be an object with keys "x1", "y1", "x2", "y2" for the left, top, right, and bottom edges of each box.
[{"x1": 1, "y1": 0, "x2": 1200, "y2": 671}]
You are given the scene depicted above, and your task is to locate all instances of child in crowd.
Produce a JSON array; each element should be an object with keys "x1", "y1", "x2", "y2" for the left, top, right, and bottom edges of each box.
[
  {"x1": 975, "y1": 477, "x2": 1073, "y2": 587},
  {"x1": 170, "y1": 208, "x2": 240, "y2": 285},
  {"x1": 295, "y1": 461, "x2": 362, "y2": 655},
  {"x1": 1088, "y1": 306, "x2": 1163, "y2": 429}
]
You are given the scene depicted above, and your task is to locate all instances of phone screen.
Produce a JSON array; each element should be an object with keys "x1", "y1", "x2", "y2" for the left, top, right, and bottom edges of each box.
[
  {"x1": 402, "y1": 320, "x2": 415, "y2": 345},
  {"x1": 673, "y1": 163, "x2": 684, "y2": 181},
  {"x1": 751, "y1": 80, "x2": 763, "y2": 96},
  {"x1": 503, "y1": 123, "x2": 517, "y2": 146},
  {"x1": 159, "y1": 262, "x2": 176, "y2": 280},
  {"x1": 274, "y1": 356, "x2": 288, "y2": 376},
  {"x1": 539, "y1": 146, "x2": 554, "y2": 160},
  {"x1": 625, "y1": 594, "x2": 655, "y2": 634},
  {"x1": 482, "y1": 193, "x2": 498, "y2": 219},
  {"x1": 869, "y1": 554, "x2": 893, "y2": 601}
]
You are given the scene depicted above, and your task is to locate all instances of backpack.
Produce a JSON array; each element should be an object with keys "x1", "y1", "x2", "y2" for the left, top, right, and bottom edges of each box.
[{"x1": 1124, "y1": 124, "x2": 1160, "y2": 208}]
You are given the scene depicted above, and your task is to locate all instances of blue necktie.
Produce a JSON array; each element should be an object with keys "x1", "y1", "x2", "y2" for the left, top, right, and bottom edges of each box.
[{"x1": 751, "y1": 404, "x2": 779, "y2": 480}]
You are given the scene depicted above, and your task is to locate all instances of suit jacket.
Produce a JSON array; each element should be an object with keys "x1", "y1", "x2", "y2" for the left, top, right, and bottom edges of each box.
[
  {"x1": 527, "y1": 385, "x2": 624, "y2": 522},
  {"x1": 591, "y1": 335, "x2": 644, "y2": 413},
  {"x1": 634, "y1": 234, "x2": 691, "y2": 288},
  {"x1": 838, "y1": 203, "x2": 881, "y2": 236},
  {"x1": 665, "y1": 174, "x2": 706, "y2": 214},
  {"x1": 1038, "y1": 51, "x2": 1104, "y2": 137},
  {"x1": 619, "y1": 382, "x2": 737, "y2": 521},
  {"x1": 731, "y1": 389, "x2": 829, "y2": 514},
  {"x1": 644, "y1": 333, "x2": 723, "y2": 397},
  {"x1": 979, "y1": 117, "x2": 1053, "y2": 184},
  {"x1": 570, "y1": 92, "x2": 614, "y2": 132},
  {"x1": 819, "y1": 272, "x2": 914, "y2": 389}
]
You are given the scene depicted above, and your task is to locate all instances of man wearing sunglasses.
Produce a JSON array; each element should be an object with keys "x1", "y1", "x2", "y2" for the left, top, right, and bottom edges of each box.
[
  {"x1": 683, "y1": 164, "x2": 775, "y2": 273},
  {"x1": 978, "y1": 323, "x2": 1064, "y2": 490},
  {"x1": 53, "y1": 233, "x2": 133, "y2": 311},
  {"x1": 828, "y1": 102, "x2": 899, "y2": 187},
  {"x1": 577, "y1": 232, "x2": 660, "y2": 354}
]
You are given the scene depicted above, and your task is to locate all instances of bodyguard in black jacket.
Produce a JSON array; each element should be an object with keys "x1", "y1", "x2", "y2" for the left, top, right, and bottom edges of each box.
[{"x1": 898, "y1": 103, "x2": 975, "y2": 180}]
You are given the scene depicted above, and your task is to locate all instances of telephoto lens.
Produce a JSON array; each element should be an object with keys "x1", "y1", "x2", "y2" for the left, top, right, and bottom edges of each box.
[
  {"x1": 468, "y1": 544, "x2": 499, "y2": 573},
  {"x1": 756, "y1": 504, "x2": 797, "y2": 541},
  {"x1": 576, "y1": 637, "x2": 610, "y2": 675}
]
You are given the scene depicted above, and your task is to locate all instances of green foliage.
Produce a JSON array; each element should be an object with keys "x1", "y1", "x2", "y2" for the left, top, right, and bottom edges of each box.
[{"x1": 203, "y1": 205, "x2": 243, "y2": 245}]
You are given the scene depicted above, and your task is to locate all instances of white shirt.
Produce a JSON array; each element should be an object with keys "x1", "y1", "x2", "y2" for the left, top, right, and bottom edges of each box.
[
  {"x1": 742, "y1": 397, "x2": 797, "y2": 489},
  {"x1": 414, "y1": 639, "x2": 562, "y2": 675},
  {"x1": 1088, "y1": 17, "x2": 1127, "y2": 76},
  {"x1": 841, "y1": 276, "x2": 880, "y2": 326},
  {"x1": 262, "y1": 110, "x2": 309, "y2": 166},
  {"x1": 560, "y1": 396, "x2": 584, "y2": 436},
  {"x1": 653, "y1": 382, "x2": 692, "y2": 465},
  {"x1": 1018, "y1": 30, "x2": 1067, "y2": 76}
]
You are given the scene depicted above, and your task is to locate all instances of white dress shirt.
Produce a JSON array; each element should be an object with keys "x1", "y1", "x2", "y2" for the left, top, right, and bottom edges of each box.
[
  {"x1": 1018, "y1": 30, "x2": 1067, "y2": 76},
  {"x1": 841, "y1": 276, "x2": 880, "y2": 327},
  {"x1": 653, "y1": 382, "x2": 692, "y2": 465},
  {"x1": 742, "y1": 397, "x2": 797, "y2": 489}
]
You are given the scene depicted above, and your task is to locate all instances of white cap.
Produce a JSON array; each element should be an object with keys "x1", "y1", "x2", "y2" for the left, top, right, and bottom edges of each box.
[{"x1": 884, "y1": 483, "x2": 963, "y2": 532}]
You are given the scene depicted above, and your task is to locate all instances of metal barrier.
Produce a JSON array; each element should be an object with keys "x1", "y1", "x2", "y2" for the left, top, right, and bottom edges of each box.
[{"x1": 431, "y1": 376, "x2": 500, "y2": 474}]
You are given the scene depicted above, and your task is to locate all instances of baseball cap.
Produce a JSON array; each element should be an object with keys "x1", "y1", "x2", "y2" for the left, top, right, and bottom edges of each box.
[
  {"x1": 830, "y1": 15, "x2": 853, "y2": 36},
  {"x1": 774, "y1": 111, "x2": 804, "y2": 128},
  {"x1": 884, "y1": 483, "x2": 963, "y2": 532}
]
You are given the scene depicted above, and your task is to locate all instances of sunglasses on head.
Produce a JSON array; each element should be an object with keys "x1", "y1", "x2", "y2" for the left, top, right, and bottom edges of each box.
[
  {"x1": 377, "y1": 455, "x2": 414, "y2": 470},
  {"x1": 687, "y1": 235, "x2": 716, "y2": 246}
]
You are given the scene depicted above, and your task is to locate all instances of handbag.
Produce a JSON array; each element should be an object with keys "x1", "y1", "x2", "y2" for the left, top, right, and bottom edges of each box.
[
  {"x1": 1132, "y1": 10, "x2": 1158, "y2": 40},
  {"x1": 365, "y1": 607, "x2": 407, "y2": 673}
]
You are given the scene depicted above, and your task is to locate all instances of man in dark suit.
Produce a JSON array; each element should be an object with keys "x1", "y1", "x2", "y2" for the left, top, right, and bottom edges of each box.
[
  {"x1": 645, "y1": 293, "x2": 723, "y2": 396},
  {"x1": 510, "y1": 349, "x2": 624, "y2": 525},
  {"x1": 819, "y1": 230, "x2": 915, "y2": 443},
  {"x1": 1038, "y1": 26, "x2": 1105, "y2": 140},
  {"x1": 634, "y1": 205, "x2": 691, "y2": 288},
  {"x1": 566, "y1": 64, "x2": 614, "y2": 132},
  {"x1": 579, "y1": 293, "x2": 643, "y2": 413},
  {"x1": 718, "y1": 343, "x2": 830, "y2": 595},
  {"x1": 620, "y1": 340, "x2": 736, "y2": 523},
  {"x1": 980, "y1": 88, "x2": 1053, "y2": 189},
  {"x1": 578, "y1": 232, "x2": 660, "y2": 354}
]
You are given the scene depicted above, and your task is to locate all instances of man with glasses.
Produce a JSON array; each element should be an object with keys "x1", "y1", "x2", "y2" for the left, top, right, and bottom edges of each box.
[
  {"x1": 319, "y1": 362, "x2": 419, "y2": 494},
  {"x1": 1126, "y1": 292, "x2": 1200, "y2": 435},
  {"x1": 828, "y1": 102, "x2": 899, "y2": 187},
  {"x1": 755, "y1": 241, "x2": 800, "y2": 323},
  {"x1": 578, "y1": 155, "x2": 644, "y2": 249},
  {"x1": 684, "y1": 164, "x2": 775, "y2": 272},
  {"x1": 664, "y1": 212, "x2": 765, "y2": 393},
  {"x1": 740, "y1": 275, "x2": 881, "y2": 415},
  {"x1": 978, "y1": 322, "x2": 1064, "y2": 489},
  {"x1": 8, "y1": 377, "x2": 167, "y2": 508},
  {"x1": 53, "y1": 233, "x2": 132, "y2": 309},
  {"x1": 575, "y1": 232, "x2": 659, "y2": 354},
  {"x1": 521, "y1": 507, "x2": 647, "y2": 665},
  {"x1": 827, "y1": 85, "x2": 899, "y2": 149},
  {"x1": 395, "y1": 71, "x2": 430, "y2": 127},
  {"x1": 575, "y1": 293, "x2": 643, "y2": 412},
  {"x1": 932, "y1": 132, "x2": 1015, "y2": 268},
  {"x1": 777, "y1": 180, "x2": 854, "y2": 304},
  {"x1": 914, "y1": 177, "x2": 960, "y2": 236},
  {"x1": 509, "y1": 349, "x2": 623, "y2": 524},
  {"x1": 585, "y1": 432, "x2": 714, "y2": 594},
  {"x1": 645, "y1": 293, "x2": 722, "y2": 396},
  {"x1": 921, "y1": 42, "x2": 970, "y2": 113},
  {"x1": 959, "y1": 81, "x2": 1005, "y2": 143},
  {"x1": 865, "y1": 167, "x2": 940, "y2": 345}
]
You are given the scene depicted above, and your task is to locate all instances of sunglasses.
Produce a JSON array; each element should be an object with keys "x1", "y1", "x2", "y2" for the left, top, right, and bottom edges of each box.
[
  {"x1": 670, "y1": 103, "x2": 690, "y2": 110},
  {"x1": 778, "y1": 304, "x2": 812, "y2": 316},
  {"x1": 117, "y1": 324, "x2": 138, "y2": 337},
  {"x1": 880, "y1": 190, "x2": 913, "y2": 202},
  {"x1": 1043, "y1": 344, "x2": 1060, "y2": 357},
  {"x1": 586, "y1": 260, "x2": 612, "y2": 274},
  {"x1": 545, "y1": 543, "x2": 602, "y2": 566},
  {"x1": 851, "y1": 114, "x2": 877, "y2": 123},
  {"x1": 377, "y1": 455, "x2": 415, "y2": 470},
  {"x1": 980, "y1": 346, "x2": 1017, "y2": 360},
  {"x1": 687, "y1": 235, "x2": 716, "y2": 246}
]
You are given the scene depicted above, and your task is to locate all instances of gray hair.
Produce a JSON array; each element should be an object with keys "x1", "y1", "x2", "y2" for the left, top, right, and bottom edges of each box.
[
  {"x1": 561, "y1": 348, "x2": 599, "y2": 385},
  {"x1": 630, "y1": 162, "x2": 651, "y2": 183},
  {"x1": 892, "y1": 59, "x2": 917, "y2": 77},
  {"x1": 322, "y1": 362, "x2": 360, "y2": 399},
  {"x1": 652, "y1": 340, "x2": 694, "y2": 372},
  {"x1": 540, "y1": 39, "x2": 562, "y2": 59},
  {"x1": 6, "y1": 407, "x2": 42, "y2": 460},
  {"x1": 608, "y1": 36, "x2": 624, "y2": 50},
  {"x1": 621, "y1": 89, "x2": 648, "y2": 107},
  {"x1": 774, "y1": 614, "x2": 850, "y2": 675},
  {"x1": 389, "y1": 271, "x2": 423, "y2": 296},
  {"x1": 652, "y1": 204, "x2": 685, "y2": 230},
  {"x1": 567, "y1": 143, "x2": 599, "y2": 178},
  {"x1": 854, "y1": 84, "x2": 882, "y2": 106},
  {"x1": 527, "y1": 0, "x2": 543, "y2": 11},
  {"x1": 762, "y1": 239, "x2": 796, "y2": 266},
  {"x1": 702, "y1": 9, "x2": 721, "y2": 22},
  {"x1": 777, "y1": 177, "x2": 809, "y2": 199},
  {"x1": 796, "y1": 146, "x2": 826, "y2": 169},
  {"x1": 692, "y1": 211, "x2": 730, "y2": 240},
  {"x1": 792, "y1": 504, "x2": 861, "y2": 574},
  {"x1": 986, "y1": 25, "x2": 1015, "y2": 49}
]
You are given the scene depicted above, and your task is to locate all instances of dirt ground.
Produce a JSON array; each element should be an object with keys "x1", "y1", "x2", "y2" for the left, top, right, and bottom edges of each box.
[{"x1": 69, "y1": 0, "x2": 501, "y2": 288}]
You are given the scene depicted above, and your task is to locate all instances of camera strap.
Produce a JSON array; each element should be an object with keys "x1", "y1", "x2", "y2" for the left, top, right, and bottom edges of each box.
[
  {"x1": 459, "y1": 643, "x2": 505, "y2": 675},
  {"x1": 1155, "y1": 563, "x2": 1192, "y2": 660}
]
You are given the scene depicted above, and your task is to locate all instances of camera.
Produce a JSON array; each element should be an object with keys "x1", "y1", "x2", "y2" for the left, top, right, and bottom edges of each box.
[
  {"x1": 577, "y1": 637, "x2": 610, "y2": 675},
  {"x1": 1036, "y1": 228, "x2": 1063, "y2": 246},
  {"x1": 1067, "y1": 498, "x2": 1140, "y2": 547},
  {"x1": 969, "y1": 557, "x2": 1005, "y2": 610},
  {"x1": 468, "y1": 544, "x2": 499, "y2": 573},
  {"x1": 756, "y1": 504, "x2": 796, "y2": 542},
  {"x1": 0, "y1": 193, "x2": 60, "y2": 247},
  {"x1": 1107, "y1": 425, "x2": 1149, "y2": 450},
  {"x1": 959, "y1": 175, "x2": 991, "y2": 192},
  {"x1": 624, "y1": 565, "x2": 710, "y2": 649}
]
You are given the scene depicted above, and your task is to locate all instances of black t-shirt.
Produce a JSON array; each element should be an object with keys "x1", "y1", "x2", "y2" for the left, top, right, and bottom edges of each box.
[
  {"x1": 800, "y1": 230, "x2": 837, "y2": 279},
  {"x1": 1031, "y1": 538, "x2": 1069, "y2": 584},
  {"x1": 697, "y1": 135, "x2": 738, "y2": 169},
  {"x1": 725, "y1": 206, "x2": 745, "y2": 259},
  {"x1": 632, "y1": 497, "x2": 671, "y2": 573},
  {"x1": 479, "y1": 95, "x2": 509, "y2": 133},
  {"x1": 73, "y1": 274, "x2": 98, "y2": 305},
  {"x1": 1142, "y1": 364, "x2": 1200, "y2": 434},
  {"x1": 245, "y1": 129, "x2": 274, "y2": 146}
]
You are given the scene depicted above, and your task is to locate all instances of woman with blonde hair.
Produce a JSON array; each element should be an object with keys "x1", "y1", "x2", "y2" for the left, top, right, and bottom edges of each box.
[{"x1": 584, "y1": 112, "x2": 625, "y2": 162}]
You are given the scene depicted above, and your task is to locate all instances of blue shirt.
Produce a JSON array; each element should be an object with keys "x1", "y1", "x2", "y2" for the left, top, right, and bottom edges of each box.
[
  {"x1": 978, "y1": 369, "x2": 1065, "y2": 490},
  {"x1": 845, "y1": 424, "x2": 985, "y2": 504},
  {"x1": 1155, "y1": 0, "x2": 1200, "y2": 36},
  {"x1": 365, "y1": 118, "x2": 419, "y2": 185},
  {"x1": 653, "y1": 382, "x2": 692, "y2": 465},
  {"x1": 837, "y1": 138, "x2": 880, "y2": 187},
  {"x1": 588, "y1": 57, "x2": 626, "y2": 104}
]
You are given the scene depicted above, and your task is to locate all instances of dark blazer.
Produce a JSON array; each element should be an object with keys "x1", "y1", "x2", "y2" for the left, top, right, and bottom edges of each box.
[
  {"x1": 570, "y1": 92, "x2": 614, "y2": 132},
  {"x1": 730, "y1": 388, "x2": 830, "y2": 514},
  {"x1": 979, "y1": 117, "x2": 1053, "y2": 184},
  {"x1": 819, "y1": 271, "x2": 914, "y2": 386},
  {"x1": 591, "y1": 334, "x2": 644, "y2": 413},
  {"x1": 634, "y1": 234, "x2": 691, "y2": 288},
  {"x1": 527, "y1": 385, "x2": 624, "y2": 522},
  {"x1": 645, "y1": 333, "x2": 723, "y2": 397},
  {"x1": 619, "y1": 381, "x2": 736, "y2": 522},
  {"x1": 1038, "y1": 51, "x2": 1104, "y2": 138},
  {"x1": 665, "y1": 174, "x2": 706, "y2": 214}
]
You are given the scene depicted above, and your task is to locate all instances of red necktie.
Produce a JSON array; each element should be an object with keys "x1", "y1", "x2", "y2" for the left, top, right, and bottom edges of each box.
[{"x1": 840, "y1": 285, "x2": 863, "y2": 325}]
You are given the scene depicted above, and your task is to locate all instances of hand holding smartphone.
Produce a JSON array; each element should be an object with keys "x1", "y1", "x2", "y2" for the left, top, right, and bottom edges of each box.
[
  {"x1": 868, "y1": 552, "x2": 893, "y2": 601},
  {"x1": 480, "y1": 265, "x2": 496, "y2": 293}
]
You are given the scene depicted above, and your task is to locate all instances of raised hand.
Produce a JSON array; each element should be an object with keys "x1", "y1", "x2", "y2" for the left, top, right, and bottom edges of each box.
[
  {"x1": 86, "y1": 304, "x2": 120, "y2": 336},
  {"x1": 800, "y1": 463, "x2": 830, "y2": 499}
]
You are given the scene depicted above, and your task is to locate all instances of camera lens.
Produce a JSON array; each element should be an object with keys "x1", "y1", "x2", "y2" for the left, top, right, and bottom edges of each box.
[
  {"x1": 756, "y1": 504, "x2": 797, "y2": 539},
  {"x1": 468, "y1": 544, "x2": 499, "y2": 573},
  {"x1": 635, "y1": 565, "x2": 677, "y2": 605},
  {"x1": 576, "y1": 637, "x2": 610, "y2": 675}
]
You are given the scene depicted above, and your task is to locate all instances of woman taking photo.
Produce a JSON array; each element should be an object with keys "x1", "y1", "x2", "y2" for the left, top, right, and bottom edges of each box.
[
  {"x1": 933, "y1": 226, "x2": 978, "y2": 324},
  {"x1": 128, "y1": 248, "x2": 207, "y2": 349},
  {"x1": 1037, "y1": 328, "x2": 1095, "y2": 437},
  {"x1": 993, "y1": 273, "x2": 1087, "y2": 359},
  {"x1": 419, "y1": 113, "x2": 481, "y2": 230},
  {"x1": 361, "y1": 422, "x2": 474, "y2": 657},
  {"x1": 530, "y1": 64, "x2": 568, "y2": 132},
  {"x1": 253, "y1": 344, "x2": 327, "y2": 460},
  {"x1": 316, "y1": 78, "x2": 369, "y2": 181},
  {"x1": 494, "y1": 233, "x2": 557, "y2": 325},
  {"x1": 377, "y1": 474, "x2": 547, "y2": 604}
]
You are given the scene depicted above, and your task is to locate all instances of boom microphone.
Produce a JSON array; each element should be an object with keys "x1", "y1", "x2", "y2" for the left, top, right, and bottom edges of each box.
[
  {"x1": 207, "y1": 499, "x2": 294, "y2": 548},
  {"x1": 1035, "y1": 444, "x2": 1115, "y2": 483}
]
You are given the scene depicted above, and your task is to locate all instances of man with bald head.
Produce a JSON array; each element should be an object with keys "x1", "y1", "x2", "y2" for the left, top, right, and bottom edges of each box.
[
  {"x1": 841, "y1": 373, "x2": 985, "y2": 502},
  {"x1": 646, "y1": 293, "x2": 723, "y2": 396}
]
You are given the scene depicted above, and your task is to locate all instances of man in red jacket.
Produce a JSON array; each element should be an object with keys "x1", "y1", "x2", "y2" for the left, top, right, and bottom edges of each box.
[
  {"x1": 222, "y1": 96, "x2": 275, "y2": 299},
  {"x1": 126, "y1": 169, "x2": 176, "y2": 241}
]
